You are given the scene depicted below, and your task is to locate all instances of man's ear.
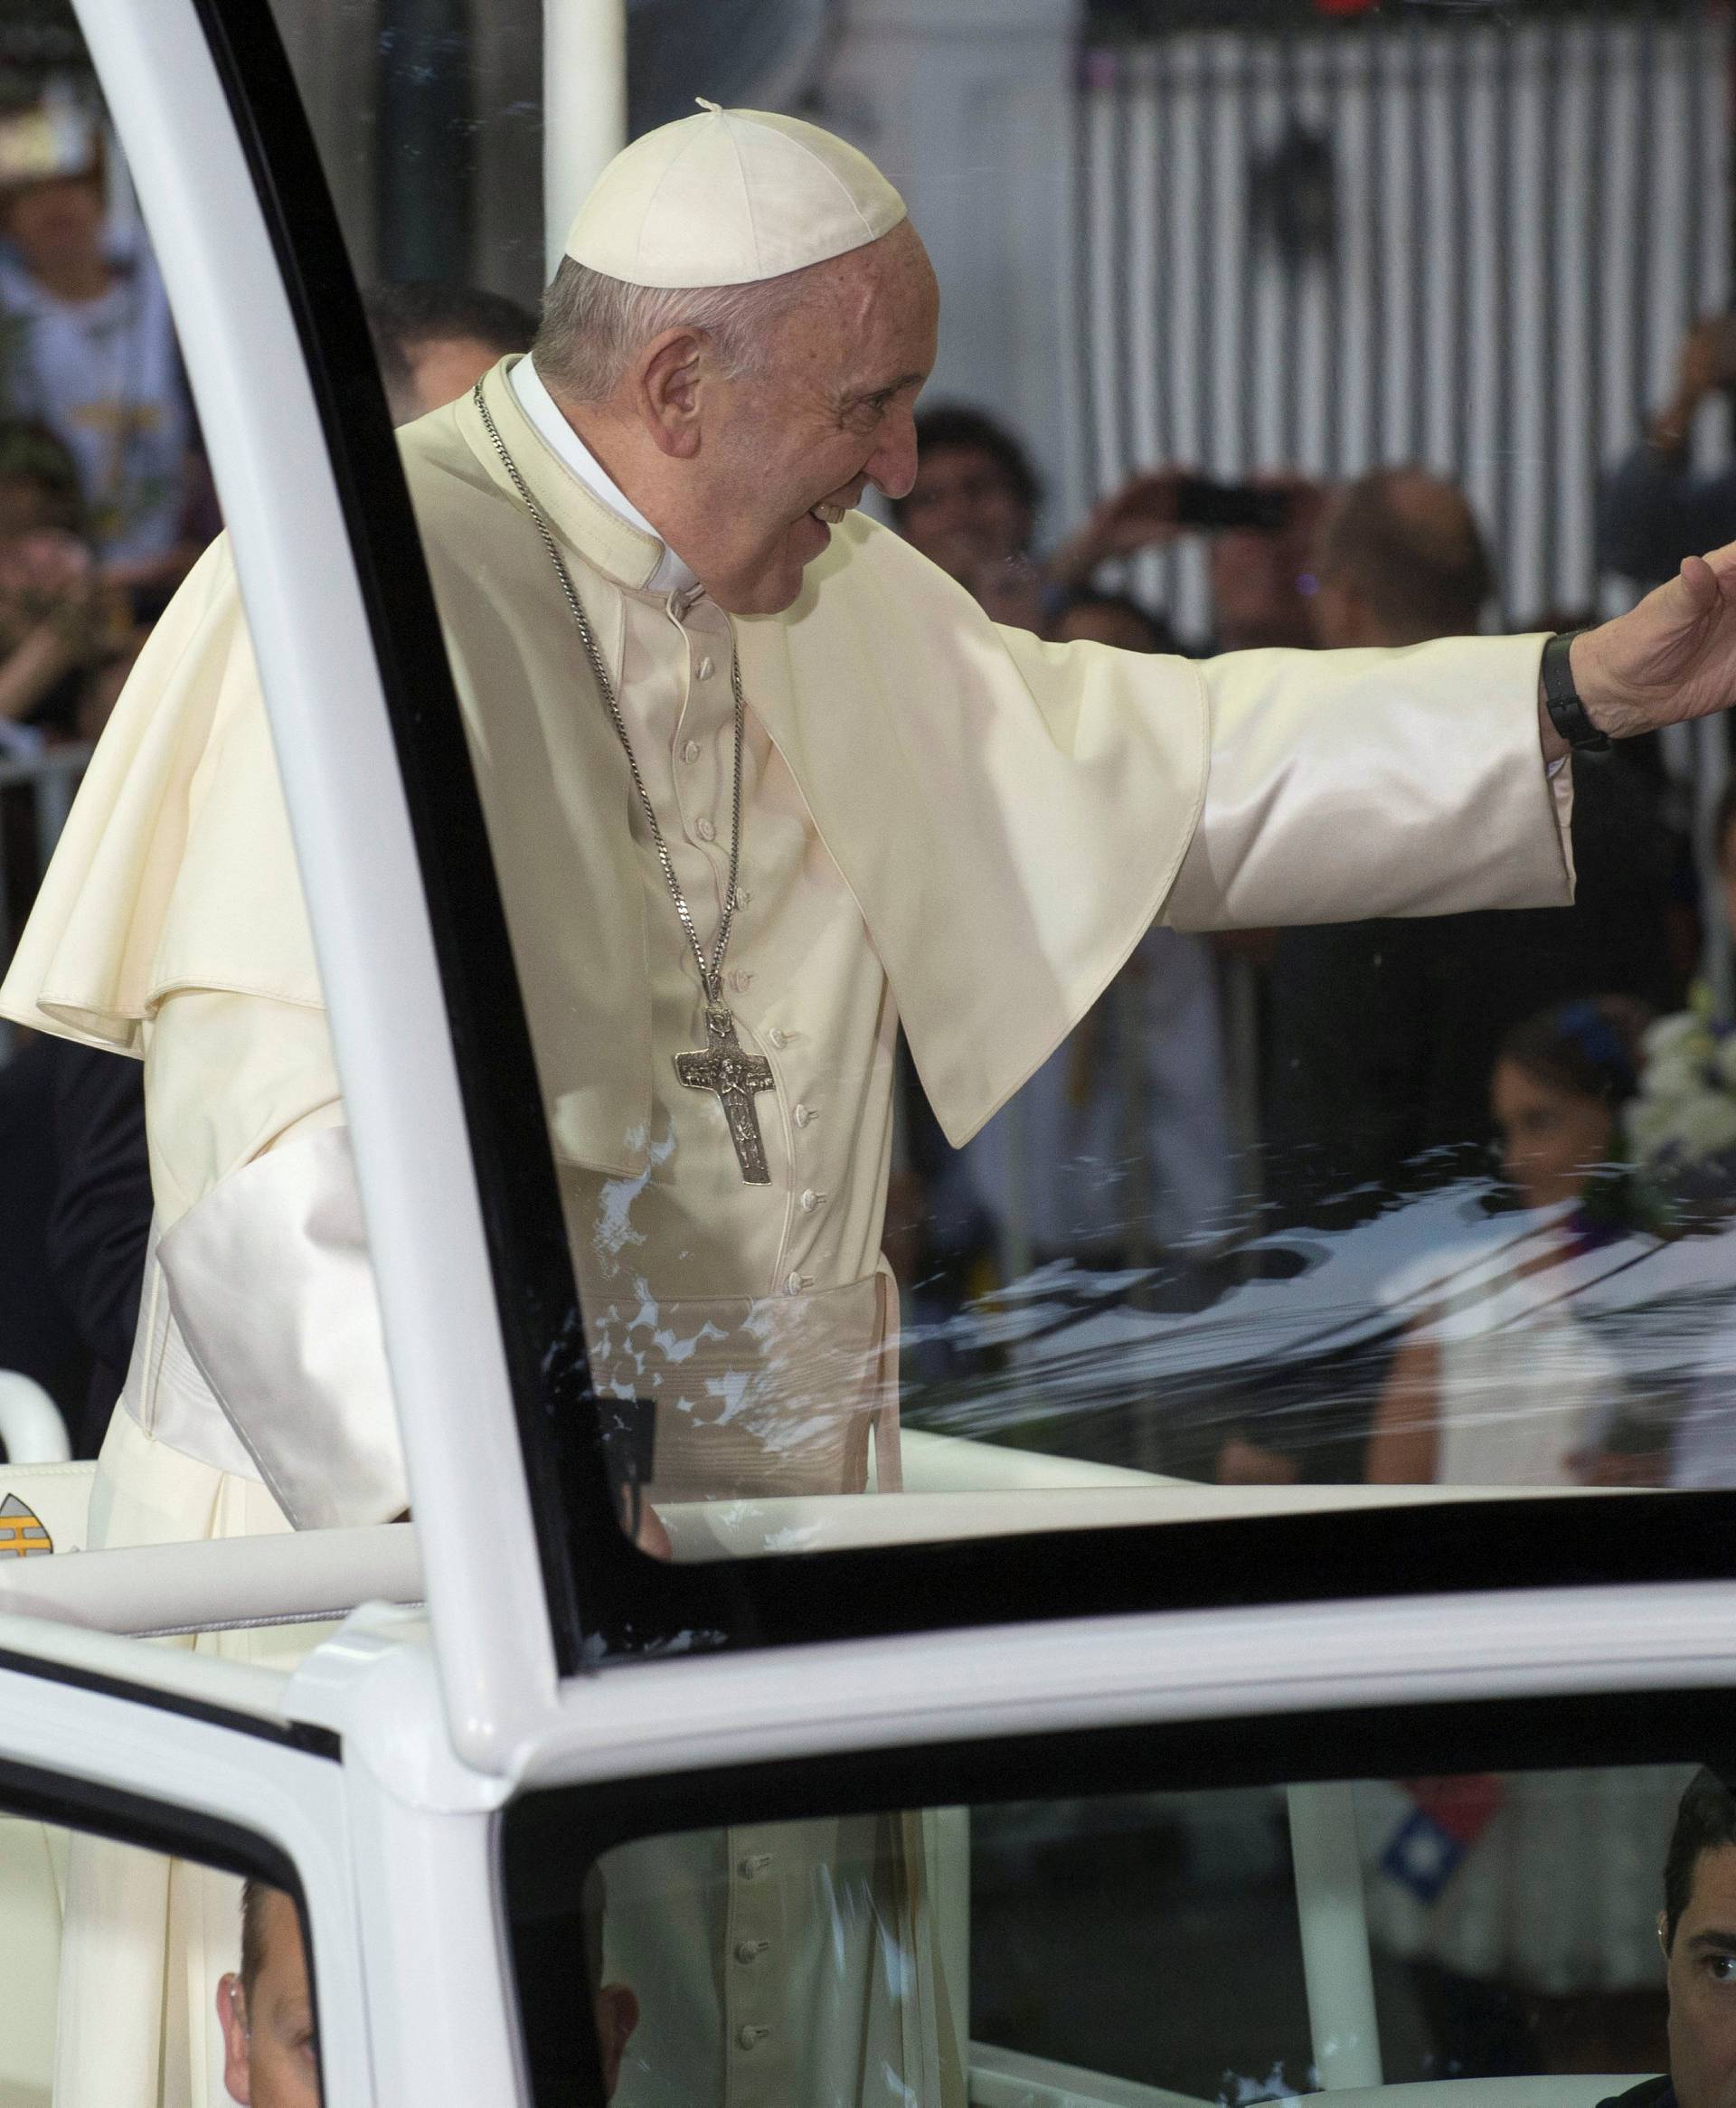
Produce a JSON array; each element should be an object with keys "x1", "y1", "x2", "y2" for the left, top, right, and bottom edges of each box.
[
  {"x1": 595, "y1": 1983, "x2": 640, "y2": 2099},
  {"x1": 217, "y1": 1975, "x2": 253, "y2": 2104},
  {"x1": 632, "y1": 329, "x2": 706, "y2": 459}
]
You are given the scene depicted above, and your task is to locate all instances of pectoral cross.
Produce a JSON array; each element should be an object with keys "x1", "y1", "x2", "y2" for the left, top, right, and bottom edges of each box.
[{"x1": 675, "y1": 1007, "x2": 776, "y2": 1185}]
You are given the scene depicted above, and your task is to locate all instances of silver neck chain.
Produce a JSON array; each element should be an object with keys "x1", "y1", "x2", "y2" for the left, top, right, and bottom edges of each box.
[{"x1": 472, "y1": 380, "x2": 745, "y2": 1010}]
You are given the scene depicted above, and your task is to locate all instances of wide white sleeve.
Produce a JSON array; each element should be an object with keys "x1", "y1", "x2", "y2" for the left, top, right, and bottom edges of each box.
[
  {"x1": 1161, "y1": 633, "x2": 1574, "y2": 932},
  {"x1": 144, "y1": 988, "x2": 404, "y2": 1528}
]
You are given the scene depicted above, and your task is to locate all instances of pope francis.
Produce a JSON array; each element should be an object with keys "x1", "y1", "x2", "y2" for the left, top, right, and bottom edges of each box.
[{"x1": 10, "y1": 98, "x2": 1736, "y2": 2108}]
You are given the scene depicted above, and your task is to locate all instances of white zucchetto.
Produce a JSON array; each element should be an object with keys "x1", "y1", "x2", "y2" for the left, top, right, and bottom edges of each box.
[{"x1": 565, "y1": 99, "x2": 907, "y2": 289}]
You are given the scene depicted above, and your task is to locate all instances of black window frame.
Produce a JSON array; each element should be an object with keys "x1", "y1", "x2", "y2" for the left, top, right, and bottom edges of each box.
[
  {"x1": 193, "y1": 0, "x2": 1736, "y2": 1676},
  {"x1": 503, "y1": 1681, "x2": 1736, "y2": 2103}
]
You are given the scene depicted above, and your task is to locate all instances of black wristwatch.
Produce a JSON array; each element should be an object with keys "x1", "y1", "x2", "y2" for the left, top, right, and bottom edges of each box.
[{"x1": 1541, "y1": 629, "x2": 1611, "y2": 752}]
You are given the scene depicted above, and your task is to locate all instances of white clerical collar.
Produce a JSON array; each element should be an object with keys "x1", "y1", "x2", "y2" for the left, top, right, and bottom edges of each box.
[{"x1": 510, "y1": 355, "x2": 700, "y2": 598}]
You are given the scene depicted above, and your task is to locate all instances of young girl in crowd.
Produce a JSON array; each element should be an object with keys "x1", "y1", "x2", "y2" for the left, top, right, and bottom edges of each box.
[{"x1": 1365, "y1": 997, "x2": 1652, "y2": 1489}]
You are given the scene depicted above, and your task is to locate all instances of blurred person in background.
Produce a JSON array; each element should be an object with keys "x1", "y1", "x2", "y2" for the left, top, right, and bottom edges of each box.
[
  {"x1": 1048, "y1": 585, "x2": 1179, "y2": 656},
  {"x1": 1365, "y1": 1006, "x2": 1675, "y2": 2077},
  {"x1": 885, "y1": 403, "x2": 1049, "y2": 1349},
  {"x1": 890, "y1": 401, "x2": 1047, "y2": 627},
  {"x1": 0, "y1": 100, "x2": 203, "y2": 611},
  {"x1": 363, "y1": 280, "x2": 538, "y2": 426},
  {"x1": 1222, "y1": 475, "x2": 1675, "y2": 1490},
  {"x1": 1266, "y1": 470, "x2": 1679, "y2": 1220},
  {"x1": 1050, "y1": 465, "x2": 1327, "y2": 651},
  {"x1": 0, "y1": 418, "x2": 132, "y2": 754},
  {"x1": 1265, "y1": 469, "x2": 1499, "y2": 1217},
  {"x1": 1601, "y1": 314, "x2": 1736, "y2": 591},
  {"x1": 1052, "y1": 466, "x2": 1328, "y2": 1253},
  {"x1": 1366, "y1": 997, "x2": 1656, "y2": 1489},
  {"x1": 0, "y1": 1024, "x2": 150, "y2": 1457},
  {"x1": 0, "y1": 412, "x2": 151, "y2": 1463}
]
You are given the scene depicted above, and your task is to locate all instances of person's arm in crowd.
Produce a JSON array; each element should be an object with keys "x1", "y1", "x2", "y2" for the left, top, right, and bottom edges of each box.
[
  {"x1": 1597, "y1": 445, "x2": 1736, "y2": 590},
  {"x1": 1364, "y1": 1327, "x2": 1442, "y2": 1484},
  {"x1": 0, "y1": 619, "x2": 80, "y2": 722},
  {"x1": 1599, "y1": 317, "x2": 1736, "y2": 586},
  {"x1": 44, "y1": 1039, "x2": 153, "y2": 1383},
  {"x1": 0, "y1": 531, "x2": 125, "y2": 725},
  {"x1": 1045, "y1": 468, "x2": 1191, "y2": 590}
]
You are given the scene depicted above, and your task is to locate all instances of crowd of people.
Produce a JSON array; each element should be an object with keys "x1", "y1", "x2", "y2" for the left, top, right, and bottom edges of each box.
[{"x1": 871, "y1": 363, "x2": 1736, "y2": 1498}]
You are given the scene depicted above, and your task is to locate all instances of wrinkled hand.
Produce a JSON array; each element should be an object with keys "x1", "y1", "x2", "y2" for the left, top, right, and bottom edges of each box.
[{"x1": 1572, "y1": 541, "x2": 1736, "y2": 742}]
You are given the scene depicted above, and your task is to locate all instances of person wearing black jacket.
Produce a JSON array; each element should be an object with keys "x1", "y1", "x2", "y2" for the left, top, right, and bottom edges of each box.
[
  {"x1": 1598, "y1": 1769, "x2": 1736, "y2": 2108},
  {"x1": 0, "y1": 1031, "x2": 150, "y2": 1454}
]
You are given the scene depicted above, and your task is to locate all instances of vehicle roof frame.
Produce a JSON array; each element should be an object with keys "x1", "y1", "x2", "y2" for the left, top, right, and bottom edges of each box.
[{"x1": 68, "y1": 0, "x2": 599, "y2": 1763}]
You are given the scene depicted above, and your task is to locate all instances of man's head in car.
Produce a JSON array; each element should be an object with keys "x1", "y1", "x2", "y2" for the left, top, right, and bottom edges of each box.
[
  {"x1": 364, "y1": 282, "x2": 539, "y2": 426},
  {"x1": 583, "y1": 1864, "x2": 641, "y2": 2098},
  {"x1": 218, "y1": 1880, "x2": 320, "y2": 2107},
  {"x1": 1659, "y1": 1768, "x2": 1736, "y2": 2108}
]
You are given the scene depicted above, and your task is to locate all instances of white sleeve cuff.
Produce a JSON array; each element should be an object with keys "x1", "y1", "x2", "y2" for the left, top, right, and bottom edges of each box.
[{"x1": 157, "y1": 1127, "x2": 405, "y2": 1528}]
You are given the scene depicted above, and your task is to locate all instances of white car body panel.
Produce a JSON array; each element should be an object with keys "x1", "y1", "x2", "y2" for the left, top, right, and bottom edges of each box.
[{"x1": 67, "y1": 0, "x2": 560, "y2": 1770}]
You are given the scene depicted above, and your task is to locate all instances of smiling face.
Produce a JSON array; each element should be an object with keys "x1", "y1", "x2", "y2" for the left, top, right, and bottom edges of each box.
[
  {"x1": 1669, "y1": 1844, "x2": 1736, "y2": 2108},
  {"x1": 609, "y1": 222, "x2": 938, "y2": 616}
]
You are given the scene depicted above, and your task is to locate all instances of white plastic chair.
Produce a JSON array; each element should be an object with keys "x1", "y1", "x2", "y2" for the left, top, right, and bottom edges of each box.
[{"x1": 0, "y1": 1375, "x2": 71, "y2": 1466}]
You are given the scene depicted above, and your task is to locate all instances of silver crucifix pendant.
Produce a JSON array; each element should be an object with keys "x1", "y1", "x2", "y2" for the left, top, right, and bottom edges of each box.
[{"x1": 675, "y1": 1006, "x2": 777, "y2": 1184}]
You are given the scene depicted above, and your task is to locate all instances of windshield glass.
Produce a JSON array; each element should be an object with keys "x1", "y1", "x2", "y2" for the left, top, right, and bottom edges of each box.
[
  {"x1": 250, "y1": 0, "x2": 1736, "y2": 1582},
  {"x1": 505, "y1": 1747, "x2": 1723, "y2": 2108}
]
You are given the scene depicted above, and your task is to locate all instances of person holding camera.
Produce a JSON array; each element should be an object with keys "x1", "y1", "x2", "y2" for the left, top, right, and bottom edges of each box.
[
  {"x1": 1600, "y1": 315, "x2": 1736, "y2": 589},
  {"x1": 1047, "y1": 467, "x2": 1327, "y2": 651}
]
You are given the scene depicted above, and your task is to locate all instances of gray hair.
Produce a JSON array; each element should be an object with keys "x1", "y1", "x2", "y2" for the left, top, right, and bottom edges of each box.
[{"x1": 533, "y1": 256, "x2": 811, "y2": 403}]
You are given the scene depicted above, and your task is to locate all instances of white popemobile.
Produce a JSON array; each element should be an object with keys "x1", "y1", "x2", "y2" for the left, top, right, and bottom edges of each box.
[{"x1": 0, "y1": 3, "x2": 1732, "y2": 2105}]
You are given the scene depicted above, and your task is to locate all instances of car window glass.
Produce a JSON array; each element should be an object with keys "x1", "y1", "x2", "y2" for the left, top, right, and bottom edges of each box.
[
  {"x1": 160, "y1": 2, "x2": 1736, "y2": 1589},
  {"x1": 510, "y1": 1759, "x2": 1705, "y2": 2108}
]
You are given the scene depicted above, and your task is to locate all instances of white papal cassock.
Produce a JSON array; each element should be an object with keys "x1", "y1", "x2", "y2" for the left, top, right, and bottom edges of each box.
[{"x1": 0, "y1": 354, "x2": 1573, "y2": 2105}]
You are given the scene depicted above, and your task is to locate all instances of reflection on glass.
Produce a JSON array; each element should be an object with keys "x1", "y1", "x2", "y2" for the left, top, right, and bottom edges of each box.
[
  {"x1": 576, "y1": 1810, "x2": 965, "y2": 2107},
  {"x1": 542, "y1": 1763, "x2": 1713, "y2": 2108},
  {"x1": 315, "y1": 9, "x2": 1736, "y2": 1555},
  {"x1": 7, "y1": 0, "x2": 1736, "y2": 1605}
]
